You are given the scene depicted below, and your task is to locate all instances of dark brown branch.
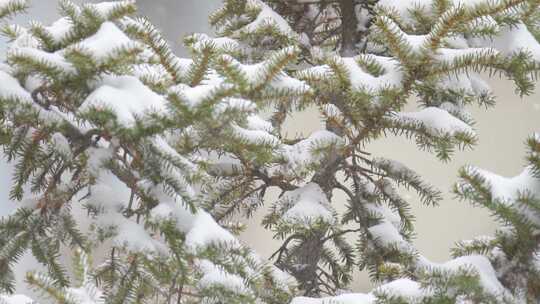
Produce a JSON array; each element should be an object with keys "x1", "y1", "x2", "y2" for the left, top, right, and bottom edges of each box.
[{"x1": 339, "y1": 0, "x2": 358, "y2": 56}]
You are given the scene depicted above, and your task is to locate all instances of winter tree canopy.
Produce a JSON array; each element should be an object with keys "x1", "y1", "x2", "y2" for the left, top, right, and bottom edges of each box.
[{"x1": 0, "y1": 0, "x2": 539, "y2": 303}]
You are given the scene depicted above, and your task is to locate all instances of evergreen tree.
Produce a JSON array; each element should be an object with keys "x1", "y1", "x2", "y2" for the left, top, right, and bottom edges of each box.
[
  {"x1": 210, "y1": 0, "x2": 540, "y2": 299},
  {"x1": 0, "y1": 0, "x2": 538, "y2": 303},
  {"x1": 0, "y1": 0, "x2": 299, "y2": 302}
]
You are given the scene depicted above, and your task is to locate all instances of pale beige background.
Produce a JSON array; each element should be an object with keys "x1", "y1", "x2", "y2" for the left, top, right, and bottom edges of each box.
[{"x1": 0, "y1": 0, "x2": 538, "y2": 294}]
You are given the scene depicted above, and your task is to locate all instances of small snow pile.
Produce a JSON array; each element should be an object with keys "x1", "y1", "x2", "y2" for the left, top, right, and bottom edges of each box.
[
  {"x1": 435, "y1": 47, "x2": 499, "y2": 64},
  {"x1": 247, "y1": 114, "x2": 273, "y2": 132},
  {"x1": 26, "y1": 271, "x2": 105, "y2": 304},
  {"x1": 276, "y1": 130, "x2": 344, "y2": 177},
  {"x1": 0, "y1": 71, "x2": 32, "y2": 101},
  {"x1": 80, "y1": 74, "x2": 167, "y2": 126},
  {"x1": 196, "y1": 259, "x2": 250, "y2": 295},
  {"x1": 459, "y1": 166, "x2": 540, "y2": 224},
  {"x1": 438, "y1": 72, "x2": 491, "y2": 98},
  {"x1": 170, "y1": 83, "x2": 231, "y2": 108},
  {"x1": 0, "y1": 295, "x2": 34, "y2": 304},
  {"x1": 185, "y1": 211, "x2": 240, "y2": 249},
  {"x1": 290, "y1": 255, "x2": 507, "y2": 304},
  {"x1": 467, "y1": 166, "x2": 540, "y2": 202},
  {"x1": 87, "y1": 172, "x2": 166, "y2": 253},
  {"x1": 340, "y1": 55, "x2": 403, "y2": 92},
  {"x1": 148, "y1": 192, "x2": 240, "y2": 251},
  {"x1": 376, "y1": 278, "x2": 423, "y2": 299},
  {"x1": 405, "y1": 34, "x2": 429, "y2": 53},
  {"x1": 218, "y1": 49, "x2": 310, "y2": 93},
  {"x1": 188, "y1": 33, "x2": 240, "y2": 53},
  {"x1": 87, "y1": 1, "x2": 135, "y2": 19},
  {"x1": 242, "y1": 0, "x2": 295, "y2": 37},
  {"x1": 365, "y1": 203, "x2": 415, "y2": 252},
  {"x1": 214, "y1": 97, "x2": 256, "y2": 115},
  {"x1": 72, "y1": 22, "x2": 141, "y2": 62},
  {"x1": 392, "y1": 107, "x2": 474, "y2": 137},
  {"x1": 281, "y1": 183, "x2": 336, "y2": 226},
  {"x1": 377, "y1": 0, "x2": 540, "y2": 63},
  {"x1": 51, "y1": 132, "x2": 72, "y2": 158},
  {"x1": 368, "y1": 220, "x2": 407, "y2": 248},
  {"x1": 45, "y1": 17, "x2": 73, "y2": 44},
  {"x1": 232, "y1": 124, "x2": 280, "y2": 146},
  {"x1": 471, "y1": 23, "x2": 540, "y2": 61},
  {"x1": 438, "y1": 255, "x2": 505, "y2": 296},
  {"x1": 8, "y1": 47, "x2": 76, "y2": 74},
  {"x1": 290, "y1": 279, "x2": 424, "y2": 304}
]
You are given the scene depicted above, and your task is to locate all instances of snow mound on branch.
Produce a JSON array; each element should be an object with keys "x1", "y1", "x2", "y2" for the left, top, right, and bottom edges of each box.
[
  {"x1": 185, "y1": 211, "x2": 240, "y2": 248},
  {"x1": 290, "y1": 255, "x2": 505, "y2": 304},
  {"x1": 341, "y1": 55, "x2": 403, "y2": 91},
  {"x1": 465, "y1": 166, "x2": 540, "y2": 202},
  {"x1": 276, "y1": 130, "x2": 344, "y2": 177},
  {"x1": 149, "y1": 198, "x2": 240, "y2": 250},
  {"x1": 51, "y1": 132, "x2": 72, "y2": 158},
  {"x1": 170, "y1": 83, "x2": 231, "y2": 108},
  {"x1": 80, "y1": 74, "x2": 167, "y2": 125},
  {"x1": 214, "y1": 97, "x2": 256, "y2": 115},
  {"x1": 196, "y1": 259, "x2": 250, "y2": 295},
  {"x1": 393, "y1": 107, "x2": 474, "y2": 136},
  {"x1": 9, "y1": 47, "x2": 75, "y2": 74},
  {"x1": 365, "y1": 203, "x2": 415, "y2": 252},
  {"x1": 247, "y1": 114, "x2": 273, "y2": 132},
  {"x1": 45, "y1": 17, "x2": 73, "y2": 44},
  {"x1": 87, "y1": 1, "x2": 134, "y2": 19},
  {"x1": 232, "y1": 124, "x2": 280, "y2": 146},
  {"x1": 460, "y1": 166, "x2": 540, "y2": 225},
  {"x1": 297, "y1": 65, "x2": 333, "y2": 81},
  {"x1": 438, "y1": 72, "x2": 490, "y2": 97},
  {"x1": 439, "y1": 255, "x2": 505, "y2": 295},
  {"x1": 376, "y1": 278, "x2": 423, "y2": 298},
  {"x1": 220, "y1": 50, "x2": 310, "y2": 93},
  {"x1": 435, "y1": 47, "x2": 499, "y2": 64},
  {"x1": 378, "y1": 0, "x2": 540, "y2": 62},
  {"x1": 0, "y1": 71, "x2": 32, "y2": 101},
  {"x1": 471, "y1": 23, "x2": 540, "y2": 61},
  {"x1": 282, "y1": 183, "x2": 336, "y2": 226},
  {"x1": 243, "y1": 0, "x2": 294, "y2": 36},
  {"x1": 109, "y1": 216, "x2": 166, "y2": 253},
  {"x1": 85, "y1": 164, "x2": 238, "y2": 253},
  {"x1": 201, "y1": 150, "x2": 243, "y2": 176},
  {"x1": 87, "y1": 173, "x2": 166, "y2": 253},
  {"x1": 369, "y1": 221, "x2": 407, "y2": 248},
  {"x1": 189, "y1": 33, "x2": 240, "y2": 53},
  {"x1": 0, "y1": 295, "x2": 34, "y2": 304},
  {"x1": 73, "y1": 22, "x2": 140, "y2": 62},
  {"x1": 405, "y1": 34, "x2": 428, "y2": 53}
]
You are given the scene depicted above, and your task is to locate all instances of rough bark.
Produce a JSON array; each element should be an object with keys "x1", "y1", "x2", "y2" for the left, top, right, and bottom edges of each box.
[{"x1": 339, "y1": 0, "x2": 359, "y2": 56}]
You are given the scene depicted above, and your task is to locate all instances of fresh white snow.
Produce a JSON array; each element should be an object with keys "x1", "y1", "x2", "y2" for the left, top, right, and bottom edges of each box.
[
  {"x1": 0, "y1": 295, "x2": 34, "y2": 304},
  {"x1": 80, "y1": 74, "x2": 167, "y2": 125},
  {"x1": 72, "y1": 21, "x2": 141, "y2": 62},
  {"x1": 281, "y1": 183, "x2": 336, "y2": 226},
  {"x1": 393, "y1": 107, "x2": 474, "y2": 137},
  {"x1": 242, "y1": 0, "x2": 295, "y2": 37}
]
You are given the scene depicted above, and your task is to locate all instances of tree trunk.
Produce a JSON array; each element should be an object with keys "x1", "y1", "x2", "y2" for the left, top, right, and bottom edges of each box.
[{"x1": 339, "y1": 0, "x2": 358, "y2": 56}]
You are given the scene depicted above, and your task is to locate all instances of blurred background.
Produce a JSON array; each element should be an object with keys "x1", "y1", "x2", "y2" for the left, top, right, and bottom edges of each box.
[{"x1": 0, "y1": 0, "x2": 539, "y2": 294}]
